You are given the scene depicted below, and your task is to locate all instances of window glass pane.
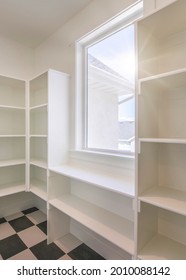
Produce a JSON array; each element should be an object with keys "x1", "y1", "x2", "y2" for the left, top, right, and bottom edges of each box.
[{"x1": 87, "y1": 24, "x2": 135, "y2": 153}]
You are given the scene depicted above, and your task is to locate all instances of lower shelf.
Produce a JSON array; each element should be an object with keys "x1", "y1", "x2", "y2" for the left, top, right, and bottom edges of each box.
[
  {"x1": 49, "y1": 194, "x2": 134, "y2": 254},
  {"x1": 30, "y1": 180, "x2": 47, "y2": 201},
  {"x1": 138, "y1": 234, "x2": 186, "y2": 260},
  {"x1": 0, "y1": 182, "x2": 25, "y2": 197}
]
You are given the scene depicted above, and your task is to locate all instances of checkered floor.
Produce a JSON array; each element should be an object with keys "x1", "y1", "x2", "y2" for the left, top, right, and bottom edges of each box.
[{"x1": 0, "y1": 207, "x2": 105, "y2": 260}]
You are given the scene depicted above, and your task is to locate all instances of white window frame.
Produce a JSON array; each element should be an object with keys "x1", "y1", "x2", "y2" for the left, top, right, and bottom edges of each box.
[{"x1": 75, "y1": 0, "x2": 143, "y2": 156}]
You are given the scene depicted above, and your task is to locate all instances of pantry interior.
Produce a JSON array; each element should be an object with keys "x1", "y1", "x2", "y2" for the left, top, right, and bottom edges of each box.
[{"x1": 0, "y1": 0, "x2": 186, "y2": 260}]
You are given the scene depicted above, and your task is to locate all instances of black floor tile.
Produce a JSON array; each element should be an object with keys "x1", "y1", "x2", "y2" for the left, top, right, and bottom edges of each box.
[
  {"x1": 68, "y1": 243, "x2": 105, "y2": 260},
  {"x1": 37, "y1": 221, "x2": 47, "y2": 234},
  {"x1": 9, "y1": 216, "x2": 34, "y2": 233},
  {"x1": 0, "y1": 234, "x2": 27, "y2": 259},
  {"x1": 30, "y1": 240, "x2": 65, "y2": 260},
  {"x1": 22, "y1": 207, "x2": 39, "y2": 215},
  {"x1": 0, "y1": 218, "x2": 6, "y2": 224}
]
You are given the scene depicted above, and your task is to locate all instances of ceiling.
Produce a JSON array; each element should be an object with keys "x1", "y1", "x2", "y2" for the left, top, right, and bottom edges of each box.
[{"x1": 0, "y1": 0, "x2": 93, "y2": 48}]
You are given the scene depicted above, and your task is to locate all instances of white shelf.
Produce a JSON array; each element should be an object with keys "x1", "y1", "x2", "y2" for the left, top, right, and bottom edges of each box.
[
  {"x1": 139, "y1": 138, "x2": 186, "y2": 144},
  {"x1": 30, "y1": 186, "x2": 47, "y2": 201},
  {"x1": 0, "y1": 105, "x2": 25, "y2": 110},
  {"x1": 30, "y1": 159, "x2": 47, "y2": 169},
  {"x1": 49, "y1": 194, "x2": 134, "y2": 254},
  {"x1": 49, "y1": 164, "x2": 135, "y2": 198},
  {"x1": 30, "y1": 135, "x2": 47, "y2": 138},
  {"x1": 30, "y1": 179, "x2": 47, "y2": 201},
  {"x1": 0, "y1": 159, "x2": 25, "y2": 167},
  {"x1": 0, "y1": 135, "x2": 26, "y2": 138},
  {"x1": 30, "y1": 103, "x2": 47, "y2": 111},
  {"x1": 139, "y1": 67, "x2": 186, "y2": 92},
  {"x1": 139, "y1": 187, "x2": 186, "y2": 216},
  {"x1": 0, "y1": 182, "x2": 25, "y2": 197},
  {"x1": 138, "y1": 234, "x2": 186, "y2": 260}
]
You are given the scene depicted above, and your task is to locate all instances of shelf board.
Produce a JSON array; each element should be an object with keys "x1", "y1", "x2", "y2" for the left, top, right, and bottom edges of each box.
[
  {"x1": 30, "y1": 159, "x2": 47, "y2": 169},
  {"x1": 0, "y1": 182, "x2": 25, "y2": 197},
  {"x1": 139, "y1": 187, "x2": 186, "y2": 216},
  {"x1": 139, "y1": 138, "x2": 186, "y2": 144},
  {"x1": 49, "y1": 164, "x2": 135, "y2": 198},
  {"x1": 138, "y1": 234, "x2": 186, "y2": 260},
  {"x1": 30, "y1": 103, "x2": 48, "y2": 111},
  {"x1": 0, "y1": 105, "x2": 25, "y2": 110},
  {"x1": 30, "y1": 186, "x2": 47, "y2": 201},
  {"x1": 30, "y1": 135, "x2": 47, "y2": 138},
  {"x1": 0, "y1": 135, "x2": 26, "y2": 138},
  {"x1": 49, "y1": 194, "x2": 134, "y2": 254},
  {"x1": 139, "y1": 67, "x2": 186, "y2": 92},
  {"x1": 30, "y1": 179, "x2": 47, "y2": 201},
  {"x1": 0, "y1": 158, "x2": 25, "y2": 167}
]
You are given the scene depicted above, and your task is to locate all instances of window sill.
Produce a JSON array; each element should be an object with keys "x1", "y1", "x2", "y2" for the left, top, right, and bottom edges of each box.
[{"x1": 49, "y1": 162, "x2": 135, "y2": 198}]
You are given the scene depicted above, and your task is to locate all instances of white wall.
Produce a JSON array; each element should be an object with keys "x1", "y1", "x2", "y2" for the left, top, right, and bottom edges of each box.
[
  {"x1": 34, "y1": 0, "x2": 138, "y2": 148},
  {"x1": 34, "y1": 0, "x2": 138, "y2": 74},
  {"x1": 0, "y1": 35, "x2": 34, "y2": 80}
]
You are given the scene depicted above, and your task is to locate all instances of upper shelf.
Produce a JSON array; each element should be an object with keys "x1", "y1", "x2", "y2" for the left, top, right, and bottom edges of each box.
[
  {"x1": 49, "y1": 164, "x2": 135, "y2": 198},
  {"x1": 0, "y1": 159, "x2": 25, "y2": 168},
  {"x1": 139, "y1": 138, "x2": 186, "y2": 145},
  {"x1": 30, "y1": 103, "x2": 47, "y2": 111},
  {"x1": 0, "y1": 105, "x2": 25, "y2": 110},
  {"x1": 138, "y1": 68, "x2": 186, "y2": 94}
]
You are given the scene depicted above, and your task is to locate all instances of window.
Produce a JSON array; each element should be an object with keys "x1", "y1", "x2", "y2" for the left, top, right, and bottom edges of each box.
[{"x1": 76, "y1": 1, "x2": 143, "y2": 155}]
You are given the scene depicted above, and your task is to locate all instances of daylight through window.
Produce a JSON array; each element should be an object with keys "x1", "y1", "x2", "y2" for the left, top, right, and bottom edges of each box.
[{"x1": 86, "y1": 24, "x2": 135, "y2": 153}]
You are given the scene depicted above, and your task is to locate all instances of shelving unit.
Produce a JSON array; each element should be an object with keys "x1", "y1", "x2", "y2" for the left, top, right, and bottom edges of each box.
[
  {"x1": 29, "y1": 72, "x2": 48, "y2": 201},
  {"x1": 30, "y1": 129, "x2": 47, "y2": 168},
  {"x1": 138, "y1": 142, "x2": 186, "y2": 216},
  {"x1": 0, "y1": 75, "x2": 26, "y2": 197},
  {"x1": 1, "y1": 0, "x2": 186, "y2": 260},
  {"x1": 48, "y1": 170, "x2": 135, "y2": 255},
  {"x1": 138, "y1": 0, "x2": 186, "y2": 79},
  {"x1": 29, "y1": 69, "x2": 69, "y2": 203},
  {"x1": 137, "y1": 0, "x2": 186, "y2": 259},
  {"x1": 30, "y1": 164, "x2": 47, "y2": 201},
  {"x1": 50, "y1": 163, "x2": 134, "y2": 197},
  {"x1": 138, "y1": 68, "x2": 186, "y2": 140}
]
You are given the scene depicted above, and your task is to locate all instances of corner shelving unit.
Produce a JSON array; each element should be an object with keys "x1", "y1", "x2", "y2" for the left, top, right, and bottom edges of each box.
[
  {"x1": 48, "y1": 151, "x2": 135, "y2": 257},
  {"x1": 137, "y1": 0, "x2": 186, "y2": 259},
  {"x1": 29, "y1": 69, "x2": 69, "y2": 203},
  {"x1": 29, "y1": 72, "x2": 48, "y2": 201},
  {"x1": 0, "y1": 75, "x2": 26, "y2": 197}
]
